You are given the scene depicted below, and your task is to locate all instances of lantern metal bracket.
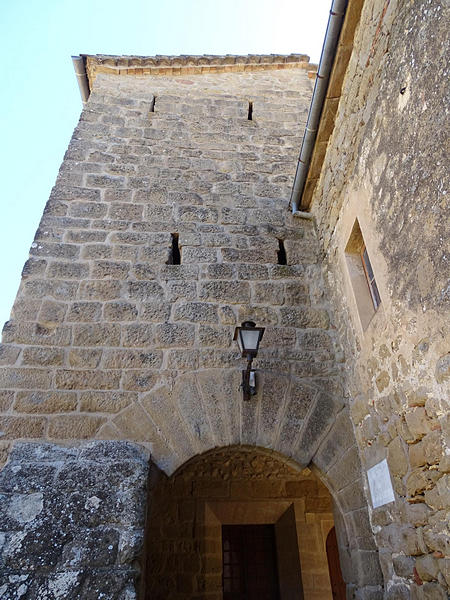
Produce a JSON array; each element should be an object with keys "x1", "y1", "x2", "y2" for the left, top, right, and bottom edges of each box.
[{"x1": 241, "y1": 358, "x2": 257, "y2": 401}]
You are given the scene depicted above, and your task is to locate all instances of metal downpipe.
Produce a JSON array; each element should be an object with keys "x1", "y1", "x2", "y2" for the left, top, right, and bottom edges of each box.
[
  {"x1": 72, "y1": 56, "x2": 90, "y2": 104},
  {"x1": 290, "y1": 0, "x2": 348, "y2": 214}
]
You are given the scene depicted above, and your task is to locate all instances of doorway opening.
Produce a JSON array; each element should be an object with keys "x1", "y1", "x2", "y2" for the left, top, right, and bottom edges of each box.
[{"x1": 143, "y1": 446, "x2": 344, "y2": 600}]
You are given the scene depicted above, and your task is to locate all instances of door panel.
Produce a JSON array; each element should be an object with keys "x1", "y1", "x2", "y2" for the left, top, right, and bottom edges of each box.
[{"x1": 222, "y1": 524, "x2": 280, "y2": 600}]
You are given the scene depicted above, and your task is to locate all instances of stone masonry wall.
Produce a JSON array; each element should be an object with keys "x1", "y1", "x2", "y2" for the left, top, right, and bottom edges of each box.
[
  {"x1": 0, "y1": 65, "x2": 346, "y2": 476},
  {"x1": 0, "y1": 441, "x2": 149, "y2": 599},
  {"x1": 311, "y1": 1, "x2": 449, "y2": 598}
]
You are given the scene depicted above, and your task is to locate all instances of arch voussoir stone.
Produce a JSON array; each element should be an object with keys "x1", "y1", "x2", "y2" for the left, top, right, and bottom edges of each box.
[
  {"x1": 108, "y1": 368, "x2": 347, "y2": 476},
  {"x1": 292, "y1": 390, "x2": 345, "y2": 468}
]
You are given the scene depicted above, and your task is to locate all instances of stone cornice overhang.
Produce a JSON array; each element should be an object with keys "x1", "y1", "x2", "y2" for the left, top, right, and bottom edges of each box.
[
  {"x1": 299, "y1": 0, "x2": 365, "y2": 211},
  {"x1": 74, "y1": 53, "x2": 318, "y2": 102}
]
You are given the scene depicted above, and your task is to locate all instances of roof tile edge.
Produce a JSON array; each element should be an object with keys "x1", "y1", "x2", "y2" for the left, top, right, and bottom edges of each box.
[{"x1": 80, "y1": 53, "x2": 317, "y2": 92}]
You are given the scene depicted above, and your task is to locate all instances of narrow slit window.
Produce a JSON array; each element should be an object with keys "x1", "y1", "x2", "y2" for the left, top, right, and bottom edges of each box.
[
  {"x1": 170, "y1": 233, "x2": 181, "y2": 265},
  {"x1": 277, "y1": 239, "x2": 287, "y2": 265},
  {"x1": 149, "y1": 96, "x2": 156, "y2": 113},
  {"x1": 248, "y1": 101, "x2": 253, "y2": 121}
]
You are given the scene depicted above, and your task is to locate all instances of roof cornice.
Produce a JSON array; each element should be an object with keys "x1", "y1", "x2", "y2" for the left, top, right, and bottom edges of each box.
[{"x1": 72, "y1": 53, "x2": 317, "y2": 103}]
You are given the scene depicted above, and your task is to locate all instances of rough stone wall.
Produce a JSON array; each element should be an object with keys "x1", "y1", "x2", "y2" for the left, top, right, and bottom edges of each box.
[
  {"x1": 144, "y1": 446, "x2": 334, "y2": 600},
  {"x1": 310, "y1": 0, "x2": 449, "y2": 597},
  {"x1": 0, "y1": 59, "x2": 383, "y2": 597},
  {"x1": 0, "y1": 441, "x2": 149, "y2": 599},
  {"x1": 0, "y1": 65, "x2": 345, "y2": 475}
]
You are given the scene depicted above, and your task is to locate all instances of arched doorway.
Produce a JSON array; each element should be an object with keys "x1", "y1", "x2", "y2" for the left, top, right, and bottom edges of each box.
[{"x1": 142, "y1": 446, "x2": 342, "y2": 599}]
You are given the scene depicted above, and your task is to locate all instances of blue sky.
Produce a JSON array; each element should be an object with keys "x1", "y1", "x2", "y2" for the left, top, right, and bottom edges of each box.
[{"x1": 0, "y1": 0, "x2": 330, "y2": 327}]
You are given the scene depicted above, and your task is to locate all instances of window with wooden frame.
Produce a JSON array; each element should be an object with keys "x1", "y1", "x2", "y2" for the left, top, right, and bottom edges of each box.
[
  {"x1": 345, "y1": 220, "x2": 381, "y2": 330},
  {"x1": 360, "y1": 244, "x2": 381, "y2": 310}
]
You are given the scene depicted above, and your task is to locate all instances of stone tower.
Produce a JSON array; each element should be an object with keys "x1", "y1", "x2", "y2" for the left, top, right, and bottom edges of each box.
[{"x1": 0, "y1": 0, "x2": 449, "y2": 598}]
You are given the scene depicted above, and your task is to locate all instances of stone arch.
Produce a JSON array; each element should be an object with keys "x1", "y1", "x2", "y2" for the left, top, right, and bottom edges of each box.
[
  {"x1": 103, "y1": 366, "x2": 384, "y2": 592},
  {"x1": 106, "y1": 368, "x2": 345, "y2": 475},
  {"x1": 142, "y1": 445, "x2": 382, "y2": 599}
]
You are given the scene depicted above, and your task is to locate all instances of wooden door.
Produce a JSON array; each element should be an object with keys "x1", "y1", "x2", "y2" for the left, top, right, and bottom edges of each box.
[{"x1": 222, "y1": 524, "x2": 280, "y2": 600}]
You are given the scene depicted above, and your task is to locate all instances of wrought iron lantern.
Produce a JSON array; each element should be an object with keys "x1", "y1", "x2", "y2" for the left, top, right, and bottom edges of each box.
[{"x1": 233, "y1": 321, "x2": 265, "y2": 401}]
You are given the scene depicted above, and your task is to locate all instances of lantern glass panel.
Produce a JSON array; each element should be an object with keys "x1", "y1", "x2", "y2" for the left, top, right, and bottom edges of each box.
[{"x1": 240, "y1": 328, "x2": 261, "y2": 353}]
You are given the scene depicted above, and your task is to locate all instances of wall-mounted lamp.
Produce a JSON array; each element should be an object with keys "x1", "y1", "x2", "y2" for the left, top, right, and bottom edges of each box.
[{"x1": 233, "y1": 321, "x2": 265, "y2": 401}]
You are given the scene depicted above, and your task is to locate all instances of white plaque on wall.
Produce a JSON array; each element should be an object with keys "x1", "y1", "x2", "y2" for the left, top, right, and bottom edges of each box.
[{"x1": 367, "y1": 459, "x2": 395, "y2": 508}]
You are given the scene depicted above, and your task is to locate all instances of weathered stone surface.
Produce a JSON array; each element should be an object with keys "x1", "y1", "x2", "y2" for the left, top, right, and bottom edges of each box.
[
  {"x1": 405, "y1": 407, "x2": 433, "y2": 441},
  {"x1": 48, "y1": 415, "x2": 106, "y2": 439},
  {"x1": 47, "y1": 261, "x2": 89, "y2": 279},
  {"x1": 393, "y1": 554, "x2": 414, "y2": 578},
  {"x1": 0, "y1": 441, "x2": 149, "y2": 599},
  {"x1": 275, "y1": 381, "x2": 316, "y2": 457},
  {"x1": 54, "y1": 369, "x2": 121, "y2": 390},
  {"x1": 126, "y1": 281, "x2": 164, "y2": 301},
  {"x1": 423, "y1": 474, "x2": 450, "y2": 511},
  {"x1": 199, "y1": 280, "x2": 250, "y2": 303},
  {"x1": 409, "y1": 431, "x2": 443, "y2": 468},
  {"x1": 326, "y1": 443, "x2": 362, "y2": 492},
  {"x1": 30, "y1": 242, "x2": 80, "y2": 259},
  {"x1": 73, "y1": 323, "x2": 121, "y2": 346},
  {"x1": 81, "y1": 243, "x2": 113, "y2": 259},
  {"x1": 121, "y1": 323, "x2": 154, "y2": 347},
  {"x1": 154, "y1": 323, "x2": 195, "y2": 347},
  {"x1": 415, "y1": 554, "x2": 440, "y2": 582},
  {"x1": 2, "y1": 322, "x2": 71, "y2": 347},
  {"x1": 79, "y1": 391, "x2": 136, "y2": 413},
  {"x1": 174, "y1": 302, "x2": 218, "y2": 323},
  {"x1": 67, "y1": 301, "x2": 102, "y2": 322},
  {"x1": 140, "y1": 301, "x2": 171, "y2": 322},
  {"x1": 0, "y1": 367, "x2": 52, "y2": 390},
  {"x1": 280, "y1": 306, "x2": 329, "y2": 328},
  {"x1": 68, "y1": 348, "x2": 102, "y2": 368},
  {"x1": 314, "y1": 408, "x2": 355, "y2": 472},
  {"x1": 0, "y1": 344, "x2": 21, "y2": 366},
  {"x1": 351, "y1": 549, "x2": 383, "y2": 586},
  {"x1": 0, "y1": 391, "x2": 14, "y2": 412},
  {"x1": 79, "y1": 280, "x2": 122, "y2": 300},
  {"x1": 14, "y1": 391, "x2": 77, "y2": 414},
  {"x1": 385, "y1": 584, "x2": 411, "y2": 600},
  {"x1": 91, "y1": 260, "x2": 130, "y2": 280},
  {"x1": 21, "y1": 346, "x2": 64, "y2": 366},
  {"x1": 166, "y1": 281, "x2": 197, "y2": 302},
  {"x1": 0, "y1": 416, "x2": 46, "y2": 439},
  {"x1": 435, "y1": 353, "x2": 450, "y2": 384},
  {"x1": 388, "y1": 436, "x2": 409, "y2": 477},
  {"x1": 411, "y1": 582, "x2": 448, "y2": 600}
]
